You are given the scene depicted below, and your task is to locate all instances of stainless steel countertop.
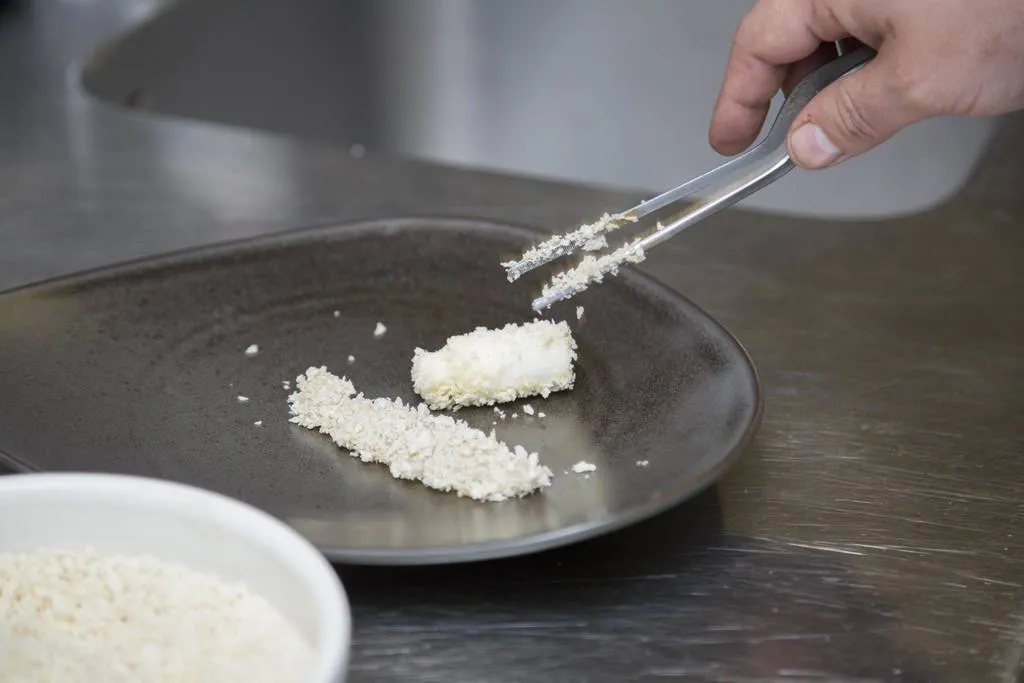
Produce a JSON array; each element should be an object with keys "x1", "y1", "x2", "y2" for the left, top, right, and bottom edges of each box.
[{"x1": 1, "y1": 2, "x2": 1022, "y2": 682}]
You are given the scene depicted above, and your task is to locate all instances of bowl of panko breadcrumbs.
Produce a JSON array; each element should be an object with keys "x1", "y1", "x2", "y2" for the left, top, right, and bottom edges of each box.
[{"x1": 0, "y1": 472, "x2": 350, "y2": 683}]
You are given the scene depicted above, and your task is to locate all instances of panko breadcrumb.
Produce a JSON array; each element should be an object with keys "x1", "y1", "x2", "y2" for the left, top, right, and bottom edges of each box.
[
  {"x1": 501, "y1": 211, "x2": 639, "y2": 281},
  {"x1": 0, "y1": 549, "x2": 313, "y2": 683},
  {"x1": 288, "y1": 367, "x2": 553, "y2": 502},
  {"x1": 410, "y1": 320, "x2": 577, "y2": 410},
  {"x1": 540, "y1": 236, "x2": 646, "y2": 305}
]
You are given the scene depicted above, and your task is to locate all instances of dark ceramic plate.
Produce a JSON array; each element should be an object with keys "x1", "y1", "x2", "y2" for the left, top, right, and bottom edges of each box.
[{"x1": 0, "y1": 218, "x2": 760, "y2": 564}]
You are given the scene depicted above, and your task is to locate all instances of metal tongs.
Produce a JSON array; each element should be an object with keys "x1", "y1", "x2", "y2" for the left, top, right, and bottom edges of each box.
[{"x1": 503, "y1": 44, "x2": 877, "y2": 312}]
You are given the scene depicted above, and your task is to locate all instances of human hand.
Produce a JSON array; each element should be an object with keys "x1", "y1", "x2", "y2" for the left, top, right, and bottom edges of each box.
[{"x1": 709, "y1": 0, "x2": 1024, "y2": 169}]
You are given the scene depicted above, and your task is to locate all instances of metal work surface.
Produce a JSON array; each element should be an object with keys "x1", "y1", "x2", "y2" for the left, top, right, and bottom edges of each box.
[
  {"x1": 0, "y1": 218, "x2": 760, "y2": 564},
  {"x1": 0, "y1": 1, "x2": 1021, "y2": 681},
  {"x1": 78, "y1": 0, "x2": 998, "y2": 219}
]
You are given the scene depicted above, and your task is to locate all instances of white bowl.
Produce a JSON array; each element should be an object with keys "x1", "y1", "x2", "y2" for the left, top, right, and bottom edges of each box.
[{"x1": 0, "y1": 472, "x2": 350, "y2": 682}]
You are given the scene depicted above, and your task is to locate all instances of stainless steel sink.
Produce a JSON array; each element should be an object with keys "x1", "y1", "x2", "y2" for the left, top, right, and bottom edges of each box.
[{"x1": 80, "y1": 0, "x2": 1000, "y2": 218}]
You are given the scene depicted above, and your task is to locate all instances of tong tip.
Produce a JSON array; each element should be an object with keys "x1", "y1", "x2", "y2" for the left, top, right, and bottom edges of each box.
[{"x1": 502, "y1": 211, "x2": 639, "y2": 281}]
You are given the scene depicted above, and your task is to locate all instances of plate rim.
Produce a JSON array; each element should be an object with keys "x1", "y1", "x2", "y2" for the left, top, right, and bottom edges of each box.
[{"x1": 0, "y1": 215, "x2": 763, "y2": 565}]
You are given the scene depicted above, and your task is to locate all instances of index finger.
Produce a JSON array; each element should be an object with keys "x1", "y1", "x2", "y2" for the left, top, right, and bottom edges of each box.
[{"x1": 708, "y1": 0, "x2": 846, "y2": 155}]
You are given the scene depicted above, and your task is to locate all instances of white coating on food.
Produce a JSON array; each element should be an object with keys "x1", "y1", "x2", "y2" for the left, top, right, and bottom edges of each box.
[
  {"x1": 289, "y1": 367, "x2": 553, "y2": 502},
  {"x1": 410, "y1": 320, "x2": 577, "y2": 410}
]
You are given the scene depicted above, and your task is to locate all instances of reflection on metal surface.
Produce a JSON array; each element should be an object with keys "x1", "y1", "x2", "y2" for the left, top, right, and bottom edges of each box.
[
  {"x1": 150, "y1": 125, "x2": 301, "y2": 223},
  {"x1": 0, "y1": 0, "x2": 1022, "y2": 680},
  {"x1": 80, "y1": 0, "x2": 998, "y2": 219},
  {"x1": 335, "y1": 491, "x2": 942, "y2": 682}
]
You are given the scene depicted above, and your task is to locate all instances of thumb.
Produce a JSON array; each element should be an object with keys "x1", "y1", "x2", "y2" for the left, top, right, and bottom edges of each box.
[{"x1": 787, "y1": 56, "x2": 925, "y2": 169}]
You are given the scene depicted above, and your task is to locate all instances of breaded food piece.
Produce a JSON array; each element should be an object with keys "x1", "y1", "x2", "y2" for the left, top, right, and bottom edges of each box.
[{"x1": 410, "y1": 320, "x2": 577, "y2": 411}]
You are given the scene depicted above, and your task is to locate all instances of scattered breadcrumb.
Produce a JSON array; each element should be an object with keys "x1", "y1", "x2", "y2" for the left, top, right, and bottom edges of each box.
[
  {"x1": 373, "y1": 322, "x2": 387, "y2": 337},
  {"x1": 237, "y1": 396, "x2": 249, "y2": 403},
  {"x1": 636, "y1": 460, "x2": 650, "y2": 467},
  {"x1": 288, "y1": 367, "x2": 553, "y2": 502},
  {"x1": 538, "y1": 412, "x2": 546, "y2": 418},
  {"x1": 522, "y1": 404, "x2": 535, "y2": 416},
  {"x1": 254, "y1": 420, "x2": 263, "y2": 427},
  {"x1": 576, "y1": 306, "x2": 584, "y2": 320},
  {"x1": 347, "y1": 355, "x2": 355, "y2": 364},
  {"x1": 333, "y1": 310, "x2": 341, "y2": 318},
  {"x1": 571, "y1": 461, "x2": 597, "y2": 474},
  {"x1": 244, "y1": 344, "x2": 259, "y2": 356},
  {"x1": 411, "y1": 320, "x2": 577, "y2": 410},
  {"x1": 511, "y1": 413, "x2": 519, "y2": 419},
  {"x1": 0, "y1": 548, "x2": 313, "y2": 683},
  {"x1": 282, "y1": 381, "x2": 291, "y2": 390}
]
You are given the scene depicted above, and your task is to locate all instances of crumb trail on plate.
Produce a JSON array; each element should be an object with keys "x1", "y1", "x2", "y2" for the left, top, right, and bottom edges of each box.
[
  {"x1": 571, "y1": 461, "x2": 597, "y2": 474},
  {"x1": 373, "y1": 322, "x2": 387, "y2": 337},
  {"x1": 244, "y1": 344, "x2": 259, "y2": 356},
  {"x1": 288, "y1": 367, "x2": 552, "y2": 502}
]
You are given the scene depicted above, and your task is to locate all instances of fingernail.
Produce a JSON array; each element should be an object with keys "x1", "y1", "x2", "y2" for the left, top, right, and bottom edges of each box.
[{"x1": 789, "y1": 123, "x2": 841, "y2": 169}]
